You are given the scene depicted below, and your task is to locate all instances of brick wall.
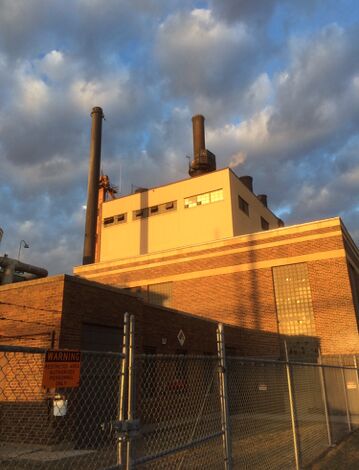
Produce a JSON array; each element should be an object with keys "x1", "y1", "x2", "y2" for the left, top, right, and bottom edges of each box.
[{"x1": 75, "y1": 222, "x2": 359, "y2": 356}]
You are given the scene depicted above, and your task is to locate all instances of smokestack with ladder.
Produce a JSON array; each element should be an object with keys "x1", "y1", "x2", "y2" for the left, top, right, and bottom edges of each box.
[
  {"x1": 189, "y1": 115, "x2": 216, "y2": 177},
  {"x1": 83, "y1": 106, "x2": 104, "y2": 265}
]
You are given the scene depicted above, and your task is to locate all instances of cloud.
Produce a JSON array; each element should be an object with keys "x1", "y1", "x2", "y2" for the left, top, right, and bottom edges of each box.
[{"x1": 0, "y1": 0, "x2": 358, "y2": 277}]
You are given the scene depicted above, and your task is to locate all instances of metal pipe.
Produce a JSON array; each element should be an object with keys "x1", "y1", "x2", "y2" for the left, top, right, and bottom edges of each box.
[
  {"x1": 0, "y1": 256, "x2": 48, "y2": 285},
  {"x1": 83, "y1": 106, "x2": 104, "y2": 265},
  {"x1": 192, "y1": 114, "x2": 205, "y2": 157}
]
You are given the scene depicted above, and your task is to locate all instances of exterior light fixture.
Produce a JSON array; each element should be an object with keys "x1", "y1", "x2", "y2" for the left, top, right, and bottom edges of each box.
[{"x1": 18, "y1": 240, "x2": 30, "y2": 260}]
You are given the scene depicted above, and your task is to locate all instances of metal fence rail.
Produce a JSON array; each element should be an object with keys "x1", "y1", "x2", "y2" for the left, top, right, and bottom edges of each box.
[{"x1": 1, "y1": 325, "x2": 359, "y2": 469}]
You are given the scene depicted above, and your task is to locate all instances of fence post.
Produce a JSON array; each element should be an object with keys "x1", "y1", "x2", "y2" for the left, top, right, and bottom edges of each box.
[
  {"x1": 126, "y1": 315, "x2": 135, "y2": 470},
  {"x1": 216, "y1": 323, "x2": 232, "y2": 470},
  {"x1": 353, "y1": 355, "x2": 359, "y2": 393},
  {"x1": 118, "y1": 312, "x2": 130, "y2": 466},
  {"x1": 318, "y1": 348, "x2": 332, "y2": 446},
  {"x1": 284, "y1": 341, "x2": 300, "y2": 470},
  {"x1": 339, "y1": 356, "x2": 352, "y2": 433}
]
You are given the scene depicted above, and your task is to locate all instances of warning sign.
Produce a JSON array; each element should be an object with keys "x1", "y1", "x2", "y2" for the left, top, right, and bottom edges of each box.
[{"x1": 42, "y1": 350, "x2": 81, "y2": 389}]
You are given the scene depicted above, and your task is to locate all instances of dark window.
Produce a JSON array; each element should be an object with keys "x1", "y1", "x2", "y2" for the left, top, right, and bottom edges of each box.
[
  {"x1": 116, "y1": 213, "x2": 127, "y2": 223},
  {"x1": 166, "y1": 201, "x2": 175, "y2": 210},
  {"x1": 261, "y1": 217, "x2": 269, "y2": 230},
  {"x1": 238, "y1": 196, "x2": 249, "y2": 215},
  {"x1": 103, "y1": 216, "x2": 115, "y2": 226},
  {"x1": 150, "y1": 205, "x2": 158, "y2": 214}
]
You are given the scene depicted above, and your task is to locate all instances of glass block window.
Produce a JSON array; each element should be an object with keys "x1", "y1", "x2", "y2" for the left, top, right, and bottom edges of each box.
[
  {"x1": 272, "y1": 263, "x2": 316, "y2": 336},
  {"x1": 184, "y1": 188, "x2": 223, "y2": 208},
  {"x1": 148, "y1": 282, "x2": 173, "y2": 307}
]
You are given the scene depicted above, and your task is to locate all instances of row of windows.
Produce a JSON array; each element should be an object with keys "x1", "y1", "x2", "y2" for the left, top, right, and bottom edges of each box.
[
  {"x1": 184, "y1": 189, "x2": 224, "y2": 208},
  {"x1": 238, "y1": 195, "x2": 269, "y2": 230},
  {"x1": 103, "y1": 189, "x2": 224, "y2": 227},
  {"x1": 103, "y1": 201, "x2": 176, "y2": 227},
  {"x1": 133, "y1": 200, "x2": 177, "y2": 220}
]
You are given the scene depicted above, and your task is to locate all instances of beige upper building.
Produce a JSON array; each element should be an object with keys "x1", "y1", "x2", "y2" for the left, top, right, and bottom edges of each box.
[{"x1": 97, "y1": 168, "x2": 283, "y2": 262}]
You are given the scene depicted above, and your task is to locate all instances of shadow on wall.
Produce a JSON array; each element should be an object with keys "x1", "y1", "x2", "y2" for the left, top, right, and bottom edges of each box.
[{"x1": 140, "y1": 189, "x2": 149, "y2": 255}]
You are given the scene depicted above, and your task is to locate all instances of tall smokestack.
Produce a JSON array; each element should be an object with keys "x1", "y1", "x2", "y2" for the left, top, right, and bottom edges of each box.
[
  {"x1": 192, "y1": 114, "x2": 205, "y2": 158},
  {"x1": 189, "y1": 115, "x2": 216, "y2": 177},
  {"x1": 83, "y1": 106, "x2": 104, "y2": 265}
]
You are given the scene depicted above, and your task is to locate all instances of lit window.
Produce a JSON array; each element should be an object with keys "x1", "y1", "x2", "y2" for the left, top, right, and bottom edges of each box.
[
  {"x1": 210, "y1": 189, "x2": 224, "y2": 202},
  {"x1": 184, "y1": 196, "x2": 197, "y2": 208},
  {"x1": 197, "y1": 193, "x2": 210, "y2": 205},
  {"x1": 184, "y1": 189, "x2": 223, "y2": 208},
  {"x1": 273, "y1": 263, "x2": 315, "y2": 337},
  {"x1": 238, "y1": 196, "x2": 249, "y2": 215}
]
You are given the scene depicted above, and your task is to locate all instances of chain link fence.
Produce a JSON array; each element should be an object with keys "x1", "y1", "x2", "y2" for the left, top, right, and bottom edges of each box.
[
  {"x1": 1, "y1": 328, "x2": 359, "y2": 469},
  {"x1": 0, "y1": 345, "x2": 124, "y2": 470}
]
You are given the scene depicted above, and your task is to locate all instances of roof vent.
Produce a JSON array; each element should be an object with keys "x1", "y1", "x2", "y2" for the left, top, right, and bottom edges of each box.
[
  {"x1": 239, "y1": 176, "x2": 253, "y2": 192},
  {"x1": 257, "y1": 194, "x2": 268, "y2": 207}
]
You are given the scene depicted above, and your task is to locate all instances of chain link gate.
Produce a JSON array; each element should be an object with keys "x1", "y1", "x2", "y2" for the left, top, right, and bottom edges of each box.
[{"x1": 116, "y1": 314, "x2": 231, "y2": 469}]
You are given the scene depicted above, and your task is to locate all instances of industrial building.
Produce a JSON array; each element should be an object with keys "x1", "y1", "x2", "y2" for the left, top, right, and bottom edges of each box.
[
  {"x1": 1, "y1": 110, "x2": 359, "y2": 359},
  {"x1": 1, "y1": 108, "x2": 359, "y2": 460}
]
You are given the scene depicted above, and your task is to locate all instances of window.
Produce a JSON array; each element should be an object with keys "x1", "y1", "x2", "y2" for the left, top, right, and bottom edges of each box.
[
  {"x1": 238, "y1": 195, "x2": 249, "y2": 215},
  {"x1": 348, "y1": 263, "x2": 359, "y2": 329},
  {"x1": 104, "y1": 213, "x2": 127, "y2": 227},
  {"x1": 103, "y1": 216, "x2": 115, "y2": 226},
  {"x1": 272, "y1": 263, "x2": 316, "y2": 337},
  {"x1": 261, "y1": 217, "x2": 269, "y2": 230},
  {"x1": 184, "y1": 189, "x2": 224, "y2": 208},
  {"x1": 132, "y1": 201, "x2": 176, "y2": 220},
  {"x1": 116, "y1": 213, "x2": 127, "y2": 223},
  {"x1": 148, "y1": 282, "x2": 173, "y2": 307}
]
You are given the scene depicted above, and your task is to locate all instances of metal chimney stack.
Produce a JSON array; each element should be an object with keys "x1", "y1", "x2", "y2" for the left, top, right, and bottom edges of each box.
[
  {"x1": 189, "y1": 115, "x2": 216, "y2": 177},
  {"x1": 83, "y1": 106, "x2": 104, "y2": 265}
]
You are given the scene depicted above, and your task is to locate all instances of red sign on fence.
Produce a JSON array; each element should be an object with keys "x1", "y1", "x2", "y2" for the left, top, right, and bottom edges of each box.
[{"x1": 42, "y1": 350, "x2": 81, "y2": 389}]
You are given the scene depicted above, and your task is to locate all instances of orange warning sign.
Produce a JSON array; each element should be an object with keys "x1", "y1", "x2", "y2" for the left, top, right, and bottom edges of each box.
[{"x1": 42, "y1": 350, "x2": 81, "y2": 389}]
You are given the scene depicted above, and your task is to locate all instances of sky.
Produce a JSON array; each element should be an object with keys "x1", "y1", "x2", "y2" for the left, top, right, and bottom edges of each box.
[{"x1": 0, "y1": 0, "x2": 358, "y2": 275}]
